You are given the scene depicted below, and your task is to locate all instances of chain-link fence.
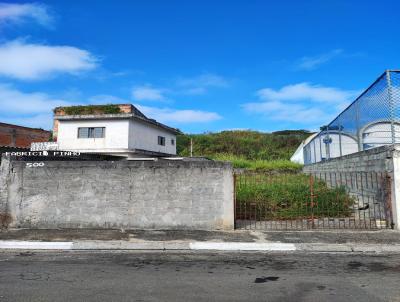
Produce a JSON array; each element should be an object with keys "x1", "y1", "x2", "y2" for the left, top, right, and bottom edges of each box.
[{"x1": 304, "y1": 70, "x2": 400, "y2": 165}]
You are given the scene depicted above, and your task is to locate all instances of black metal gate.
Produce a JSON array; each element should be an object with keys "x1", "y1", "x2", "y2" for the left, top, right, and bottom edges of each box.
[{"x1": 234, "y1": 171, "x2": 393, "y2": 230}]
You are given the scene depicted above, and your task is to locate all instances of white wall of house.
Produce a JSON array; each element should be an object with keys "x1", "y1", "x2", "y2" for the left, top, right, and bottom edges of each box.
[
  {"x1": 57, "y1": 119, "x2": 130, "y2": 151},
  {"x1": 128, "y1": 119, "x2": 176, "y2": 155},
  {"x1": 57, "y1": 118, "x2": 176, "y2": 156}
]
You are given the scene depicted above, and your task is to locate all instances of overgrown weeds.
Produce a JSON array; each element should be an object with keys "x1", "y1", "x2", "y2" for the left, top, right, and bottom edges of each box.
[
  {"x1": 211, "y1": 153, "x2": 303, "y2": 171},
  {"x1": 236, "y1": 173, "x2": 353, "y2": 219}
]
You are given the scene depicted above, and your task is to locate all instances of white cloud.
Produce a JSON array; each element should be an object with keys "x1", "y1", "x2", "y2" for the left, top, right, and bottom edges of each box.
[
  {"x1": 296, "y1": 49, "x2": 343, "y2": 70},
  {"x1": 0, "y1": 40, "x2": 98, "y2": 80},
  {"x1": 88, "y1": 92, "x2": 221, "y2": 124},
  {"x1": 88, "y1": 94, "x2": 127, "y2": 104},
  {"x1": 243, "y1": 100, "x2": 331, "y2": 124},
  {"x1": 131, "y1": 74, "x2": 228, "y2": 100},
  {"x1": 177, "y1": 73, "x2": 228, "y2": 88},
  {"x1": 0, "y1": 113, "x2": 53, "y2": 130},
  {"x1": 176, "y1": 73, "x2": 228, "y2": 95},
  {"x1": 132, "y1": 86, "x2": 165, "y2": 101},
  {"x1": 0, "y1": 3, "x2": 52, "y2": 27},
  {"x1": 135, "y1": 104, "x2": 222, "y2": 124},
  {"x1": 257, "y1": 82, "x2": 358, "y2": 106},
  {"x1": 243, "y1": 82, "x2": 359, "y2": 127},
  {"x1": 0, "y1": 84, "x2": 70, "y2": 114},
  {"x1": 0, "y1": 84, "x2": 222, "y2": 129},
  {"x1": 183, "y1": 87, "x2": 207, "y2": 95},
  {"x1": 0, "y1": 84, "x2": 71, "y2": 129}
]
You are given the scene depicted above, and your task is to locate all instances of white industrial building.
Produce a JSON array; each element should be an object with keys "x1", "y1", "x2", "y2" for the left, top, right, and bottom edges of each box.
[
  {"x1": 293, "y1": 71, "x2": 400, "y2": 165},
  {"x1": 290, "y1": 133, "x2": 318, "y2": 164},
  {"x1": 49, "y1": 104, "x2": 180, "y2": 158},
  {"x1": 291, "y1": 121, "x2": 400, "y2": 164}
]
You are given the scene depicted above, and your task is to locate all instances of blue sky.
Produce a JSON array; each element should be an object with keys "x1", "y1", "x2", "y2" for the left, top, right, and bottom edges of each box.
[{"x1": 0, "y1": 0, "x2": 399, "y2": 133}]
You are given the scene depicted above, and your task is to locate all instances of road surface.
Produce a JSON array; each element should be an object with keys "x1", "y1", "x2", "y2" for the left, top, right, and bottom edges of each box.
[{"x1": 0, "y1": 251, "x2": 399, "y2": 301}]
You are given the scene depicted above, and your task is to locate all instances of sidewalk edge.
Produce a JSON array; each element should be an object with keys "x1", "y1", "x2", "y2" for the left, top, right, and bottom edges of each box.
[{"x1": 1, "y1": 240, "x2": 400, "y2": 253}]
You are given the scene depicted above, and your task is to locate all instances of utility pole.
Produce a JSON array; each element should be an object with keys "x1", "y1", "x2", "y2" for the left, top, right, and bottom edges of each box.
[{"x1": 190, "y1": 138, "x2": 193, "y2": 157}]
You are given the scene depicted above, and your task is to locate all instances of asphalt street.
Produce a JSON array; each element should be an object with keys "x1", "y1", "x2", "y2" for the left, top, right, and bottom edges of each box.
[{"x1": 0, "y1": 251, "x2": 399, "y2": 302}]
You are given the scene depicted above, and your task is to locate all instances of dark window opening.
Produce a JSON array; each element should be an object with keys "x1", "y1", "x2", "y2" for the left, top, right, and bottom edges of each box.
[
  {"x1": 78, "y1": 127, "x2": 105, "y2": 138},
  {"x1": 158, "y1": 136, "x2": 165, "y2": 146}
]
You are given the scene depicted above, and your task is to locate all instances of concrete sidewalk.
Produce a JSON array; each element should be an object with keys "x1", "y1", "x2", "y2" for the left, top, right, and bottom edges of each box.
[{"x1": 0, "y1": 228, "x2": 399, "y2": 252}]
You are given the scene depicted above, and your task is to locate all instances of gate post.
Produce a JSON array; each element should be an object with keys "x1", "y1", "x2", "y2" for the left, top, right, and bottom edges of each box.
[
  {"x1": 310, "y1": 174, "x2": 315, "y2": 228},
  {"x1": 233, "y1": 173, "x2": 237, "y2": 229},
  {"x1": 389, "y1": 154, "x2": 400, "y2": 230}
]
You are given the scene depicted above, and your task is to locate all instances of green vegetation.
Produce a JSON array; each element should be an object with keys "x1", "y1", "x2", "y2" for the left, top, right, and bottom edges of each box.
[
  {"x1": 211, "y1": 154, "x2": 302, "y2": 172},
  {"x1": 177, "y1": 130, "x2": 311, "y2": 170},
  {"x1": 179, "y1": 130, "x2": 352, "y2": 219},
  {"x1": 55, "y1": 104, "x2": 122, "y2": 115},
  {"x1": 236, "y1": 173, "x2": 353, "y2": 219},
  {"x1": 177, "y1": 130, "x2": 310, "y2": 160}
]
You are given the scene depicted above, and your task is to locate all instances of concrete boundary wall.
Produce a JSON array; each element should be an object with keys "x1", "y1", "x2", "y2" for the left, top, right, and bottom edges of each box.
[
  {"x1": 302, "y1": 145, "x2": 396, "y2": 173},
  {"x1": 0, "y1": 158, "x2": 234, "y2": 230},
  {"x1": 303, "y1": 145, "x2": 400, "y2": 230}
]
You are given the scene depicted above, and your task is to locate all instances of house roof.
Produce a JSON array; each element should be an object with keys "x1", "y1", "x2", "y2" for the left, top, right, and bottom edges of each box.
[
  {"x1": 54, "y1": 104, "x2": 181, "y2": 135},
  {"x1": 0, "y1": 122, "x2": 50, "y2": 133}
]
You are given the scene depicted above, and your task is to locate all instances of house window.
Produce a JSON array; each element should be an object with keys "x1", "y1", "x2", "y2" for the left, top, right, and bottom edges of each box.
[
  {"x1": 158, "y1": 136, "x2": 165, "y2": 146},
  {"x1": 171, "y1": 139, "x2": 175, "y2": 145},
  {"x1": 78, "y1": 127, "x2": 105, "y2": 138}
]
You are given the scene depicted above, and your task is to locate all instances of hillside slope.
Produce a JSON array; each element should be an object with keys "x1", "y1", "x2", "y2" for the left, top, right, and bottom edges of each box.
[{"x1": 176, "y1": 130, "x2": 312, "y2": 160}]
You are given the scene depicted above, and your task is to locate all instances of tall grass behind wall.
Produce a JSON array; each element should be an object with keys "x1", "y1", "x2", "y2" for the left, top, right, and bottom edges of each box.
[
  {"x1": 176, "y1": 130, "x2": 311, "y2": 161},
  {"x1": 211, "y1": 153, "x2": 303, "y2": 171},
  {"x1": 235, "y1": 173, "x2": 354, "y2": 219}
]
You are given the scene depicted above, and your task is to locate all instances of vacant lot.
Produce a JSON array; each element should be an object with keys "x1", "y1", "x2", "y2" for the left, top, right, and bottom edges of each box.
[{"x1": 236, "y1": 173, "x2": 353, "y2": 219}]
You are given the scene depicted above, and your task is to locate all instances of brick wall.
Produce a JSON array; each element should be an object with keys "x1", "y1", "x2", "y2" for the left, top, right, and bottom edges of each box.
[
  {"x1": 0, "y1": 123, "x2": 51, "y2": 148},
  {"x1": 119, "y1": 104, "x2": 133, "y2": 113}
]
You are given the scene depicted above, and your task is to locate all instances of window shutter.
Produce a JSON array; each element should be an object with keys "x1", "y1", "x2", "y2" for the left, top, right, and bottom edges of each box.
[
  {"x1": 94, "y1": 127, "x2": 104, "y2": 138},
  {"x1": 78, "y1": 127, "x2": 89, "y2": 138}
]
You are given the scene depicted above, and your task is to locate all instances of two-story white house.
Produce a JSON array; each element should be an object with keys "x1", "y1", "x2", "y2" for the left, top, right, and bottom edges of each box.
[{"x1": 52, "y1": 104, "x2": 180, "y2": 158}]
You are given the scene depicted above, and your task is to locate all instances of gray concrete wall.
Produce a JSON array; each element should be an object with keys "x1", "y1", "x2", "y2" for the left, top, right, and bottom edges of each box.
[
  {"x1": 302, "y1": 145, "x2": 395, "y2": 174},
  {"x1": 0, "y1": 158, "x2": 234, "y2": 230},
  {"x1": 303, "y1": 145, "x2": 400, "y2": 229},
  {"x1": 0, "y1": 158, "x2": 11, "y2": 227}
]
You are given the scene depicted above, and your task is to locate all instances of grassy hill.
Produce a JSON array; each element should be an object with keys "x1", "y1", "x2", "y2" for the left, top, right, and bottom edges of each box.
[{"x1": 176, "y1": 130, "x2": 312, "y2": 171}]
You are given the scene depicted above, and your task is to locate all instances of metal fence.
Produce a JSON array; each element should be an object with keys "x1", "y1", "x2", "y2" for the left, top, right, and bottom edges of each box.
[
  {"x1": 234, "y1": 171, "x2": 393, "y2": 230},
  {"x1": 304, "y1": 70, "x2": 400, "y2": 164}
]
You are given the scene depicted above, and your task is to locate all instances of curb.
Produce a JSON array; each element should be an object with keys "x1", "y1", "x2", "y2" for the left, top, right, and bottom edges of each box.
[
  {"x1": 0, "y1": 241, "x2": 74, "y2": 250},
  {"x1": 72, "y1": 241, "x2": 191, "y2": 250},
  {"x1": 189, "y1": 242, "x2": 296, "y2": 251},
  {"x1": 1, "y1": 240, "x2": 400, "y2": 253}
]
